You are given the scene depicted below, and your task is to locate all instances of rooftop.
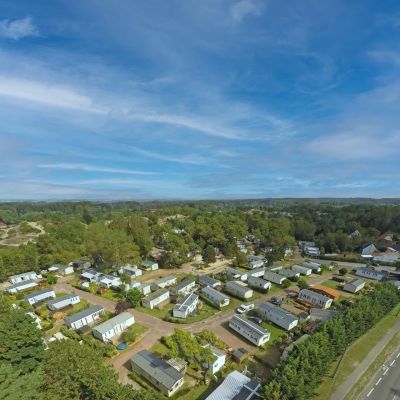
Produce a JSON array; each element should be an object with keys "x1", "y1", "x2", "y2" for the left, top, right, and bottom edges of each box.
[
  {"x1": 25, "y1": 288, "x2": 54, "y2": 300},
  {"x1": 92, "y1": 312, "x2": 133, "y2": 335},
  {"x1": 47, "y1": 293, "x2": 78, "y2": 306},
  {"x1": 64, "y1": 305, "x2": 104, "y2": 324},
  {"x1": 143, "y1": 288, "x2": 169, "y2": 302}
]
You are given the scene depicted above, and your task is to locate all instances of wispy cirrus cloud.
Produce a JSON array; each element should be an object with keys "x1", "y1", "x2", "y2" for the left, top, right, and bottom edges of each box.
[
  {"x1": 230, "y1": 0, "x2": 264, "y2": 23},
  {"x1": 0, "y1": 16, "x2": 38, "y2": 40},
  {"x1": 38, "y1": 163, "x2": 160, "y2": 176}
]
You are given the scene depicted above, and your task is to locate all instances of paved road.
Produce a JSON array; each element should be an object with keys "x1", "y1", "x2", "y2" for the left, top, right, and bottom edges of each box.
[
  {"x1": 56, "y1": 271, "x2": 333, "y2": 384},
  {"x1": 330, "y1": 320, "x2": 400, "y2": 400},
  {"x1": 359, "y1": 346, "x2": 400, "y2": 400}
]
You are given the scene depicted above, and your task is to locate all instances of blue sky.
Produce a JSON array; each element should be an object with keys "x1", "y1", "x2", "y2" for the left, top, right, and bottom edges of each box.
[{"x1": 0, "y1": 0, "x2": 400, "y2": 200}]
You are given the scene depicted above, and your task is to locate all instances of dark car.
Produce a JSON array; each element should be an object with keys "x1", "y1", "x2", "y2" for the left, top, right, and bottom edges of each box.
[{"x1": 270, "y1": 297, "x2": 283, "y2": 306}]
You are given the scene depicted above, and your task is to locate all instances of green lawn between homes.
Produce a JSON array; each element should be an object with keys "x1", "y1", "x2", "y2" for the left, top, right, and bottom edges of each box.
[{"x1": 313, "y1": 303, "x2": 400, "y2": 399}]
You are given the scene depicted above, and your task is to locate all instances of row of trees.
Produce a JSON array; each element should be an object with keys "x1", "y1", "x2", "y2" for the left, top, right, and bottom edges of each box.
[
  {"x1": 0, "y1": 294, "x2": 162, "y2": 400},
  {"x1": 263, "y1": 284, "x2": 400, "y2": 400}
]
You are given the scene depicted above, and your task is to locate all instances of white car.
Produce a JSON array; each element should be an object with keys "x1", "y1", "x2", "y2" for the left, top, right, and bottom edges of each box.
[{"x1": 236, "y1": 303, "x2": 255, "y2": 313}]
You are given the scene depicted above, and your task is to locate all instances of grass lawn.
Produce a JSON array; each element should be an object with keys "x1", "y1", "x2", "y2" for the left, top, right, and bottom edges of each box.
[
  {"x1": 136, "y1": 303, "x2": 174, "y2": 319},
  {"x1": 320, "y1": 279, "x2": 343, "y2": 290},
  {"x1": 100, "y1": 289, "x2": 124, "y2": 301},
  {"x1": 166, "y1": 302, "x2": 218, "y2": 324},
  {"x1": 314, "y1": 303, "x2": 400, "y2": 399},
  {"x1": 150, "y1": 341, "x2": 171, "y2": 357},
  {"x1": 64, "y1": 299, "x2": 91, "y2": 316},
  {"x1": 344, "y1": 330, "x2": 400, "y2": 400},
  {"x1": 261, "y1": 321, "x2": 287, "y2": 342}
]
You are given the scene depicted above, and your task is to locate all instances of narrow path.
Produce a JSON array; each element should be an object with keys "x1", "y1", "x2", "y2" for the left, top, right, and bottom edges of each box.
[{"x1": 330, "y1": 320, "x2": 400, "y2": 400}]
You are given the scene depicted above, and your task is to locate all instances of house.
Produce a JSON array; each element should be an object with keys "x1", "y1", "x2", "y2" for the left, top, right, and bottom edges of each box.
[
  {"x1": 70, "y1": 260, "x2": 91, "y2": 270},
  {"x1": 92, "y1": 312, "x2": 135, "y2": 342},
  {"x1": 309, "y1": 308, "x2": 338, "y2": 322},
  {"x1": 373, "y1": 254, "x2": 399, "y2": 264},
  {"x1": 64, "y1": 305, "x2": 104, "y2": 330},
  {"x1": 198, "y1": 275, "x2": 222, "y2": 288},
  {"x1": 170, "y1": 278, "x2": 196, "y2": 296},
  {"x1": 247, "y1": 268, "x2": 265, "y2": 278},
  {"x1": 279, "y1": 269, "x2": 300, "y2": 279},
  {"x1": 292, "y1": 264, "x2": 312, "y2": 276},
  {"x1": 142, "y1": 288, "x2": 170, "y2": 309},
  {"x1": 225, "y1": 281, "x2": 253, "y2": 299},
  {"x1": 9, "y1": 271, "x2": 41, "y2": 284},
  {"x1": 202, "y1": 345, "x2": 226, "y2": 374},
  {"x1": 48, "y1": 264, "x2": 74, "y2": 275},
  {"x1": 5, "y1": 280, "x2": 39, "y2": 294},
  {"x1": 98, "y1": 274, "x2": 122, "y2": 289},
  {"x1": 225, "y1": 267, "x2": 247, "y2": 281},
  {"x1": 172, "y1": 293, "x2": 199, "y2": 319},
  {"x1": 298, "y1": 241, "x2": 316, "y2": 250},
  {"x1": 303, "y1": 246, "x2": 320, "y2": 257},
  {"x1": 298, "y1": 289, "x2": 333, "y2": 309},
  {"x1": 282, "y1": 335, "x2": 310, "y2": 360},
  {"x1": 310, "y1": 285, "x2": 341, "y2": 300},
  {"x1": 229, "y1": 315, "x2": 270, "y2": 346},
  {"x1": 247, "y1": 276, "x2": 271, "y2": 292},
  {"x1": 201, "y1": 286, "x2": 230, "y2": 309},
  {"x1": 25, "y1": 288, "x2": 56, "y2": 306},
  {"x1": 263, "y1": 271, "x2": 286, "y2": 285},
  {"x1": 361, "y1": 244, "x2": 377, "y2": 258},
  {"x1": 247, "y1": 256, "x2": 266, "y2": 270},
  {"x1": 342, "y1": 278, "x2": 365, "y2": 293},
  {"x1": 151, "y1": 276, "x2": 177, "y2": 290},
  {"x1": 80, "y1": 269, "x2": 101, "y2": 283},
  {"x1": 124, "y1": 281, "x2": 152, "y2": 295},
  {"x1": 47, "y1": 293, "x2": 80, "y2": 310},
  {"x1": 205, "y1": 370, "x2": 261, "y2": 400},
  {"x1": 302, "y1": 261, "x2": 322, "y2": 273},
  {"x1": 258, "y1": 302, "x2": 298, "y2": 331},
  {"x1": 131, "y1": 350, "x2": 184, "y2": 397},
  {"x1": 266, "y1": 264, "x2": 283, "y2": 272},
  {"x1": 140, "y1": 260, "x2": 159, "y2": 271},
  {"x1": 119, "y1": 265, "x2": 143, "y2": 277},
  {"x1": 236, "y1": 240, "x2": 247, "y2": 254},
  {"x1": 356, "y1": 268, "x2": 385, "y2": 281}
]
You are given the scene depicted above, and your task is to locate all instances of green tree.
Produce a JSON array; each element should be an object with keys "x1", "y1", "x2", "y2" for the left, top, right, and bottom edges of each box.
[
  {"x1": 203, "y1": 245, "x2": 216, "y2": 263},
  {"x1": 124, "y1": 288, "x2": 143, "y2": 308},
  {"x1": 339, "y1": 268, "x2": 347, "y2": 276},
  {"x1": 0, "y1": 305, "x2": 44, "y2": 374}
]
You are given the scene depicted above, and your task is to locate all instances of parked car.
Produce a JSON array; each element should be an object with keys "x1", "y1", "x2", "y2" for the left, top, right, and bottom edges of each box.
[
  {"x1": 270, "y1": 297, "x2": 283, "y2": 306},
  {"x1": 236, "y1": 303, "x2": 255, "y2": 314}
]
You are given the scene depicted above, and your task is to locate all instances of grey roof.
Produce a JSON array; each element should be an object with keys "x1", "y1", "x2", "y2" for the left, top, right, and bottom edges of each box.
[
  {"x1": 153, "y1": 276, "x2": 176, "y2": 285},
  {"x1": 225, "y1": 281, "x2": 252, "y2": 293},
  {"x1": 131, "y1": 350, "x2": 183, "y2": 390},
  {"x1": 64, "y1": 305, "x2": 104, "y2": 324},
  {"x1": 279, "y1": 269, "x2": 299, "y2": 278},
  {"x1": 9, "y1": 271, "x2": 37, "y2": 280},
  {"x1": 231, "y1": 315, "x2": 269, "y2": 337},
  {"x1": 345, "y1": 278, "x2": 365, "y2": 288},
  {"x1": 143, "y1": 288, "x2": 169, "y2": 302},
  {"x1": 25, "y1": 288, "x2": 54, "y2": 300},
  {"x1": 47, "y1": 293, "x2": 78, "y2": 306},
  {"x1": 173, "y1": 278, "x2": 195, "y2": 292},
  {"x1": 92, "y1": 312, "x2": 133, "y2": 335},
  {"x1": 258, "y1": 303, "x2": 297, "y2": 324},
  {"x1": 198, "y1": 275, "x2": 221, "y2": 286},
  {"x1": 202, "y1": 286, "x2": 230, "y2": 301},
  {"x1": 173, "y1": 293, "x2": 198, "y2": 313},
  {"x1": 7, "y1": 280, "x2": 38, "y2": 290}
]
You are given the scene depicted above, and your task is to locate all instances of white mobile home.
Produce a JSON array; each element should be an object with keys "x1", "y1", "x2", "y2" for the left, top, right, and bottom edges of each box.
[
  {"x1": 170, "y1": 278, "x2": 196, "y2": 296},
  {"x1": 9, "y1": 271, "x2": 41, "y2": 284},
  {"x1": 142, "y1": 288, "x2": 170, "y2": 309},
  {"x1": 225, "y1": 267, "x2": 248, "y2": 281},
  {"x1": 342, "y1": 278, "x2": 365, "y2": 293},
  {"x1": 140, "y1": 260, "x2": 159, "y2": 271},
  {"x1": 302, "y1": 261, "x2": 321, "y2": 273},
  {"x1": 25, "y1": 288, "x2": 56, "y2": 306},
  {"x1": 247, "y1": 268, "x2": 265, "y2": 278},
  {"x1": 279, "y1": 269, "x2": 300, "y2": 279},
  {"x1": 92, "y1": 312, "x2": 135, "y2": 342},
  {"x1": 6, "y1": 280, "x2": 38, "y2": 294},
  {"x1": 201, "y1": 286, "x2": 230, "y2": 309},
  {"x1": 198, "y1": 275, "x2": 222, "y2": 288},
  {"x1": 48, "y1": 264, "x2": 74, "y2": 275},
  {"x1": 64, "y1": 305, "x2": 104, "y2": 330},
  {"x1": 151, "y1": 276, "x2": 177, "y2": 291},
  {"x1": 292, "y1": 265, "x2": 312, "y2": 276},
  {"x1": 224, "y1": 281, "x2": 253, "y2": 300},
  {"x1": 355, "y1": 268, "x2": 385, "y2": 281},
  {"x1": 298, "y1": 289, "x2": 332, "y2": 309},
  {"x1": 247, "y1": 256, "x2": 266, "y2": 270},
  {"x1": 229, "y1": 314, "x2": 270, "y2": 346},
  {"x1": 119, "y1": 265, "x2": 143, "y2": 277},
  {"x1": 202, "y1": 345, "x2": 226, "y2": 374},
  {"x1": 80, "y1": 269, "x2": 101, "y2": 283},
  {"x1": 47, "y1": 293, "x2": 80, "y2": 311},
  {"x1": 172, "y1": 293, "x2": 199, "y2": 319},
  {"x1": 263, "y1": 271, "x2": 286, "y2": 285},
  {"x1": 98, "y1": 274, "x2": 122, "y2": 289},
  {"x1": 247, "y1": 276, "x2": 271, "y2": 292},
  {"x1": 258, "y1": 302, "x2": 298, "y2": 331}
]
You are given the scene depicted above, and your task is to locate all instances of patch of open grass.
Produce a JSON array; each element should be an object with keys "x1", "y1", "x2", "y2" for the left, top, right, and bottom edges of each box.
[
  {"x1": 165, "y1": 302, "x2": 218, "y2": 324},
  {"x1": 136, "y1": 303, "x2": 174, "y2": 319},
  {"x1": 314, "y1": 303, "x2": 400, "y2": 399}
]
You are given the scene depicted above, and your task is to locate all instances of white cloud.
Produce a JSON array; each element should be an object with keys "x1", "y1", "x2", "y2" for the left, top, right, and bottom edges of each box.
[
  {"x1": 0, "y1": 17, "x2": 39, "y2": 40},
  {"x1": 231, "y1": 0, "x2": 263, "y2": 23},
  {"x1": 38, "y1": 163, "x2": 160, "y2": 176},
  {"x1": 0, "y1": 76, "x2": 105, "y2": 113}
]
